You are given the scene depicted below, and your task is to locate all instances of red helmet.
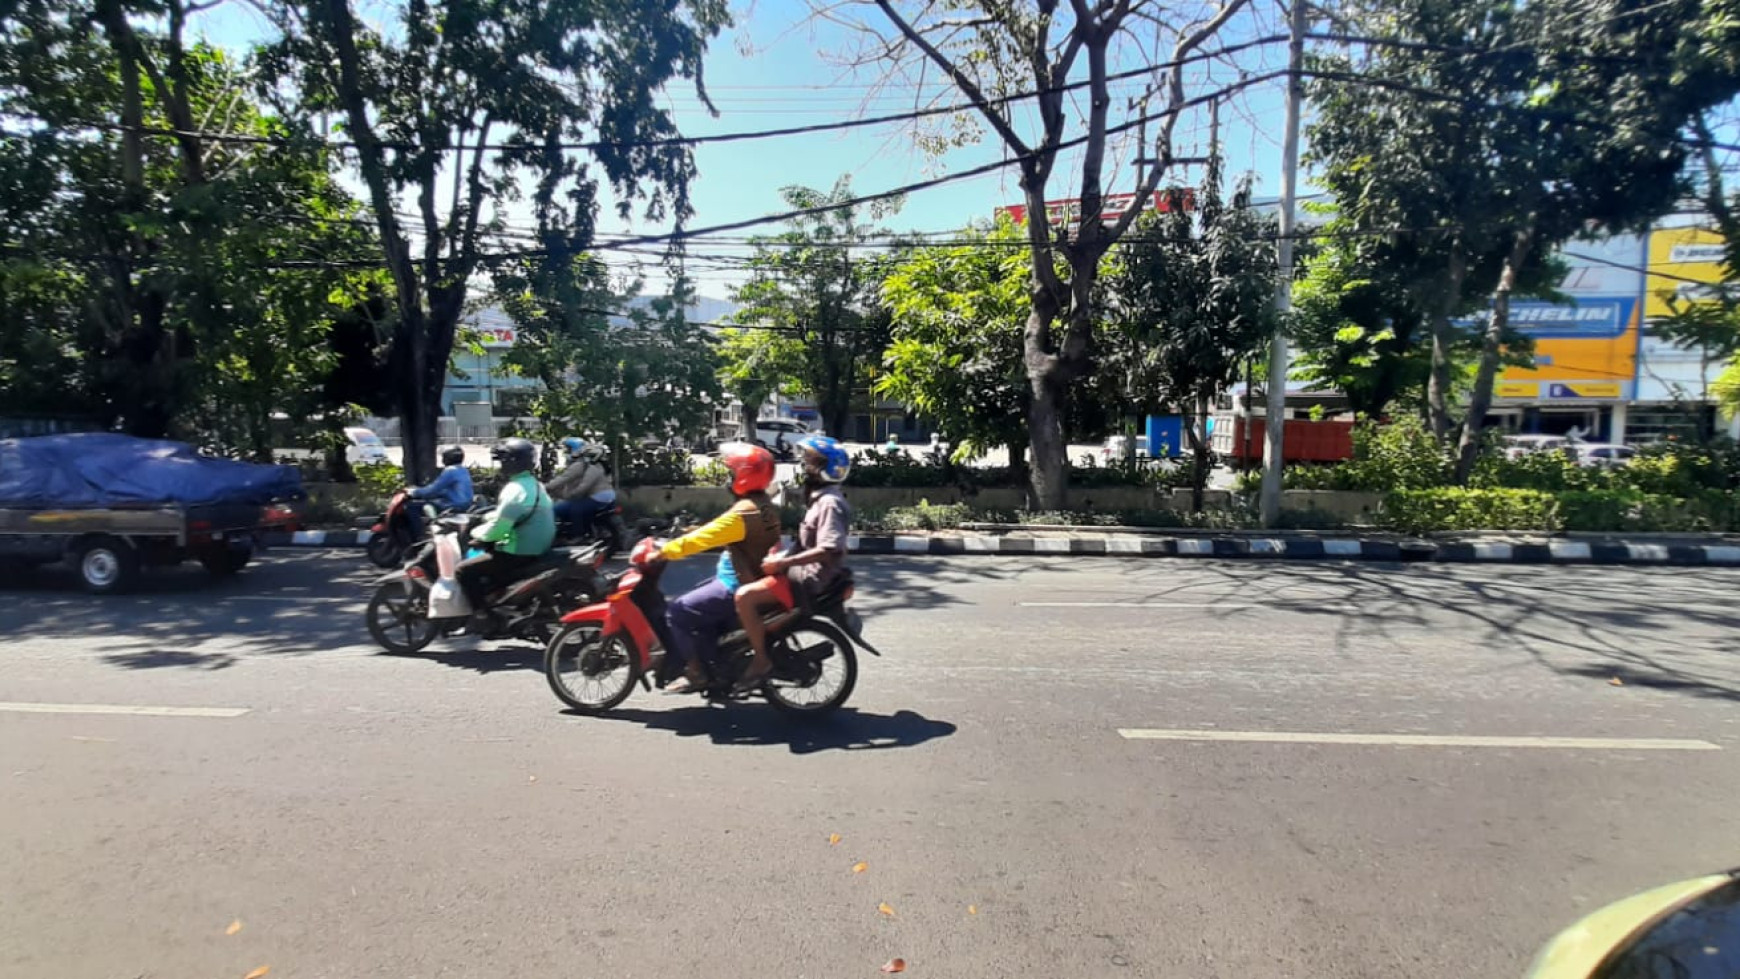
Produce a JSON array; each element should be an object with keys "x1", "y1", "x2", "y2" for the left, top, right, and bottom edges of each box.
[{"x1": 720, "y1": 442, "x2": 776, "y2": 495}]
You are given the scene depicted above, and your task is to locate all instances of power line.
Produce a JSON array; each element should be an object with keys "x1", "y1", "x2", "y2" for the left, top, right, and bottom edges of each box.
[{"x1": 13, "y1": 33, "x2": 1291, "y2": 154}]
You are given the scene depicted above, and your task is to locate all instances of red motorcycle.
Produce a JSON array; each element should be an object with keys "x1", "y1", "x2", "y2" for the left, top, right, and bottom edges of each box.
[
  {"x1": 364, "y1": 489, "x2": 427, "y2": 568},
  {"x1": 542, "y1": 539, "x2": 879, "y2": 717}
]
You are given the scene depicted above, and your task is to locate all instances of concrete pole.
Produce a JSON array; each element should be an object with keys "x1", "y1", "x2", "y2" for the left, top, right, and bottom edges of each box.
[{"x1": 1260, "y1": 0, "x2": 1307, "y2": 527}]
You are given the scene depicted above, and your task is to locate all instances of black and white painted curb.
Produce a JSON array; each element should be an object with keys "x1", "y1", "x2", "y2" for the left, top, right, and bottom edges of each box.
[{"x1": 265, "y1": 530, "x2": 1740, "y2": 565}]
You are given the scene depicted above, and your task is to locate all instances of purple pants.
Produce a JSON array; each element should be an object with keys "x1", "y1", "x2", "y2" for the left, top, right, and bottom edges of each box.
[{"x1": 665, "y1": 577, "x2": 736, "y2": 674}]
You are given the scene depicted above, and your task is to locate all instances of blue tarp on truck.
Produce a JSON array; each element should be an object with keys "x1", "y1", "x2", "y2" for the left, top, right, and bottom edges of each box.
[{"x1": 0, "y1": 434, "x2": 302, "y2": 508}]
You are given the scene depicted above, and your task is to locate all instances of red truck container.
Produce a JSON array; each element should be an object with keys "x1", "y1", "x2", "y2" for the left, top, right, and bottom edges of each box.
[{"x1": 1213, "y1": 417, "x2": 1355, "y2": 464}]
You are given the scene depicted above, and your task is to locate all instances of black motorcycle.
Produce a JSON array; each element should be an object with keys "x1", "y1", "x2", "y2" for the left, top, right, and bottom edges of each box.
[{"x1": 364, "y1": 513, "x2": 606, "y2": 655}]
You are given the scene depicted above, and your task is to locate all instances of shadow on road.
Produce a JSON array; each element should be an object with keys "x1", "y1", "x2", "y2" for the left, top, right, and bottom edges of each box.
[
  {"x1": 570, "y1": 704, "x2": 958, "y2": 755},
  {"x1": 1171, "y1": 561, "x2": 1740, "y2": 704},
  {"x1": 4, "y1": 549, "x2": 1020, "y2": 667}
]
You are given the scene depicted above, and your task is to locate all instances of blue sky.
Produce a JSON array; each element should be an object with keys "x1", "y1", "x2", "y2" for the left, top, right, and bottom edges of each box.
[{"x1": 194, "y1": 1, "x2": 1298, "y2": 298}]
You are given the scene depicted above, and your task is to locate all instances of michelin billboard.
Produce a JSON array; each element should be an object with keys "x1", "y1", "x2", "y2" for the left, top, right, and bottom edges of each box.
[{"x1": 1493, "y1": 234, "x2": 1645, "y2": 402}]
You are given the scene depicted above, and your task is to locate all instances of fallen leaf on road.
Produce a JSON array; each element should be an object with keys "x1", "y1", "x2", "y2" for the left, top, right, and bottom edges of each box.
[
  {"x1": 829, "y1": 833, "x2": 841, "y2": 846},
  {"x1": 1609, "y1": 677, "x2": 1624, "y2": 686},
  {"x1": 226, "y1": 919, "x2": 243, "y2": 936},
  {"x1": 968, "y1": 905, "x2": 978, "y2": 915},
  {"x1": 878, "y1": 902, "x2": 896, "y2": 917},
  {"x1": 244, "y1": 967, "x2": 271, "y2": 979},
  {"x1": 881, "y1": 957, "x2": 907, "y2": 973},
  {"x1": 853, "y1": 862, "x2": 869, "y2": 874}
]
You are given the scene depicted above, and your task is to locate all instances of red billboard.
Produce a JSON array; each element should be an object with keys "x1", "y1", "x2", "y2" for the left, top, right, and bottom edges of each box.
[{"x1": 995, "y1": 188, "x2": 1194, "y2": 227}]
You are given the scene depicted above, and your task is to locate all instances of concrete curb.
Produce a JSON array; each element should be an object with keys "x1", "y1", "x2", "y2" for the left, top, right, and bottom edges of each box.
[{"x1": 264, "y1": 530, "x2": 1740, "y2": 566}]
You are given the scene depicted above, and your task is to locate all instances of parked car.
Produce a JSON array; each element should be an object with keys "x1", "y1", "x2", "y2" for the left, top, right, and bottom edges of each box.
[
  {"x1": 1501, "y1": 434, "x2": 1571, "y2": 460},
  {"x1": 1568, "y1": 442, "x2": 1636, "y2": 468},
  {"x1": 344, "y1": 426, "x2": 391, "y2": 467}
]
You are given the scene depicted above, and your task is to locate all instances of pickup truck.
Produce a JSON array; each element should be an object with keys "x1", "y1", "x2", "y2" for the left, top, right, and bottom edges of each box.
[
  {"x1": 0, "y1": 502, "x2": 284, "y2": 592},
  {"x1": 0, "y1": 434, "x2": 302, "y2": 593}
]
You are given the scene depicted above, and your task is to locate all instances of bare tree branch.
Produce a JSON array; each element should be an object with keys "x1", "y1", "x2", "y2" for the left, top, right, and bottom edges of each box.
[{"x1": 871, "y1": 0, "x2": 1033, "y2": 156}]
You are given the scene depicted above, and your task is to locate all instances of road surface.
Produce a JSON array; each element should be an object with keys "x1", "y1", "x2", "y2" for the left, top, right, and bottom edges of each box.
[{"x1": 4, "y1": 553, "x2": 1737, "y2": 978}]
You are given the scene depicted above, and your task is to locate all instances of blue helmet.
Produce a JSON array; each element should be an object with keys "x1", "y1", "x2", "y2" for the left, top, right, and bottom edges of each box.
[{"x1": 795, "y1": 434, "x2": 851, "y2": 483}]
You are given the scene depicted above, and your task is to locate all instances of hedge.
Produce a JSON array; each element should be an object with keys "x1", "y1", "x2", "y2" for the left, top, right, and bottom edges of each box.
[{"x1": 1382, "y1": 488, "x2": 1740, "y2": 535}]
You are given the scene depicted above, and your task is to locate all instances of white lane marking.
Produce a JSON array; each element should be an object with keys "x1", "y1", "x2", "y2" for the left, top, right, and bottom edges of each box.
[
  {"x1": 1117, "y1": 729, "x2": 1719, "y2": 750},
  {"x1": 0, "y1": 702, "x2": 251, "y2": 718},
  {"x1": 1020, "y1": 601, "x2": 1256, "y2": 609}
]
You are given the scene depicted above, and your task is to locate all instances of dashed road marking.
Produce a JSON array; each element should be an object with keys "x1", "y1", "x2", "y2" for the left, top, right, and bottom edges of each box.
[
  {"x1": 0, "y1": 702, "x2": 251, "y2": 718},
  {"x1": 1117, "y1": 729, "x2": 1719, "y2": 750}
]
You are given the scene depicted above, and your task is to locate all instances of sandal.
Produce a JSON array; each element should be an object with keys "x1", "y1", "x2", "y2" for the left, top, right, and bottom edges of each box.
[{"x1": 664, "y1": 671, "x2": 708, "y2": 695}]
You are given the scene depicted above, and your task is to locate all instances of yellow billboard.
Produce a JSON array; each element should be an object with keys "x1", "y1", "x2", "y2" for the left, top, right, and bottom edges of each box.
[
  {"x1": 1645, "y1": 226, "x2": 1729, "y2": 319},
  {"x1": 1495, "y1": 235, "x2": 1643, "y2": 399}
]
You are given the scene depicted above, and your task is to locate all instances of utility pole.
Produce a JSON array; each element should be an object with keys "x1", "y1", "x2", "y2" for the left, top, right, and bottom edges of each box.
[{"x1": 1260, "y1": 0, "x2": 1307, "y2": 528}]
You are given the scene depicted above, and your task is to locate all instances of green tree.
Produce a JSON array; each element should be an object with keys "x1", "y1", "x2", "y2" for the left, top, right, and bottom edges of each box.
[
  {"x1": 494, "y1": 259, "x2": 720, "y2": 467},
  {"x1": 1108, "y1": 162, "x2": 1277, "y2": 510},
  {"x1": 1310, "y1": 0, "x2": 1740, "y2": 482},
  {"x1": 725, "y1": 177, "x2": 903, "y2": 439},
  {"x1": 716, "y1": 325, "x2": 801, "y2": 438},
  {"x1": 264, "y1": 0, "x2": 729, "y2": 481},
  {"x1": 0, "y1": 0, "x2": 375, "y2": 456},
  {"x1": 1667, "y1": 113, "x2": 1740, "y2": 432},
  {"x1": 835, "y1": 0, "x2": 1254, "y2": 508},
  {"x1": 879, "y1": 219, "x2": 1033, "y2": 473}
]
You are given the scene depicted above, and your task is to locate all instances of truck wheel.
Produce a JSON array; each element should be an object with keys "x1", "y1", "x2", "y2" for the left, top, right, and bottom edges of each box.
[
  {"x1": 199, "y1": 543, "x2": 253, "y2": 577},
  {"x1": 76, "y1": 536, "x2": 139, "y2": 594}
]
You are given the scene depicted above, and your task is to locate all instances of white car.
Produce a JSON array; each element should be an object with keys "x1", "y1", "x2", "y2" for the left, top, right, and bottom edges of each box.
[
  {"x1": 753, "y1": 419, "x2": 819, "y2": 452},
  {"x1": 1569, "y1": 442, "x2": 1636, "y2": 468},
  {"x1": 343, "y1": 427, "x2": 391, "y2": 467},
  {"x1": 1501, "y1": 434, "x2": 1570, "y2": 460}
]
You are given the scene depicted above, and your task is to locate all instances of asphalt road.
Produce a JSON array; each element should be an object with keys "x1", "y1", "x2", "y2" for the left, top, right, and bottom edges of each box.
[{"x1": 4, "y1": 552, "x2": 1739, "y2": 979}]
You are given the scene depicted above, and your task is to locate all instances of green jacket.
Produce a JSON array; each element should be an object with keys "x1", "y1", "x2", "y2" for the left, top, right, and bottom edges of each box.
[{"x1": 474, "y1": 471, "x2": 556, "y2": 556}]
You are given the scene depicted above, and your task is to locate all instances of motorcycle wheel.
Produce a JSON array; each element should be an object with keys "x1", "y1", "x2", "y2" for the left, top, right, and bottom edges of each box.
[
  {"x1": 762, "y1": 620, "x2": 858, "y2": 718},
  {"x1": 544, "y1": 623, "x2": 636, "y2": 714},
  {"x1": 365, "y1": 532, "x2": 401, "y2": 568},
  {"x1": 365, "y1": 582, "x2": 439, "y2": 654}
]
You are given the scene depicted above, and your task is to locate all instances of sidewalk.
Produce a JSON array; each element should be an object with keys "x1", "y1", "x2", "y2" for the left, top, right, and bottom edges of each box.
[{"x1": 265, "y1": 528, "x2": 1740, "y2": 566}]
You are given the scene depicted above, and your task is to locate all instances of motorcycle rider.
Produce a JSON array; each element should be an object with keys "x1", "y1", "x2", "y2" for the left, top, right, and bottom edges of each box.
[
  {"x1": 455, "y1": 437, "x2": 556, "y2": 631},
  {"x1": 406, "y1": 446, "x2": 474, "y2": 538},
  {"x1": 548, "y1": 437, "x2": 617, "y2": 540},
  {"x1": 732, "y1": 435, "x2": 852, "y2": 691},
  {"x1": 646, "y1": 443, "x2": 781, "y2": 694}
]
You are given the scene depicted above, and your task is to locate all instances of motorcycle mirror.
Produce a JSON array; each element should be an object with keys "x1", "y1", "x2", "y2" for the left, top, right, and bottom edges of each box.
[{"x1": 1526, "y1": 870, "x2": 1740, "y2": 978}]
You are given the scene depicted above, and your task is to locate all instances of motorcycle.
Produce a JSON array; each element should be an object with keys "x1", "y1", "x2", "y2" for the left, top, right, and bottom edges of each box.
[
  {"x1": 364, "y1": 490, "x2": 486, "y2": 568},
  {"x1": 364, "y1": 512, "x2": 608, "y2": 654},
  {"x1": 363, "y1": 489, "x2": 428, "y2": 568},
  {"x1": 542, "y1": 538, "x2": 880, "y2": 718},
  {"x1": 555, "y1": 499, "x2": 635, "y2": 556}
]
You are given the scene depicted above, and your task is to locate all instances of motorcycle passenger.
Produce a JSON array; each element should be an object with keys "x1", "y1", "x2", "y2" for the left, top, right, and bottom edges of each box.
[
  {"x1": 647, "y1": 443, "x2": 781, "y2": 694},
  {"x1": 407, "y1": 446, "x2": 474, "y2": 538},
  {"x1": 548, "y1": 437, "x2": 617, "y2": 540},
  {"x1": 455, "y1": 438, "x2": 556, "y2": 630},
  {"x1": 733, "y1": 435, "x2": 852, "y2": 691}
]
